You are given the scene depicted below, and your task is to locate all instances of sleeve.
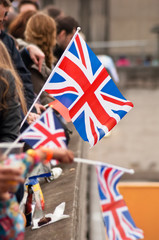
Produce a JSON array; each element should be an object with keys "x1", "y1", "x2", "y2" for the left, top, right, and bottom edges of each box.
[
  {"x1": 6, "y1": 34, "x2": 36, "y2": 110},
  {"x1": 19, "y1": 47, "x2": 33, "y2": 69},
  {"x1": 0, "y1": 72, "x2": 21, "y2": 142}
]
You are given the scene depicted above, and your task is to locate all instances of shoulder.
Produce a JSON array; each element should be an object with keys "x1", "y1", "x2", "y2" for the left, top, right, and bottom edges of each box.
[
  {"x1": 0, "y1": 68, "x2": 14, "y2": 80},
  {"x1": 0, "y1": 69, "x2": 16, "y2": 103},
  {"x1": 0, "y1": 69, "x2": 16, "y2": 90},
  {"x1": 0, "y1": 31, "x2": 15, "y2": 48}
]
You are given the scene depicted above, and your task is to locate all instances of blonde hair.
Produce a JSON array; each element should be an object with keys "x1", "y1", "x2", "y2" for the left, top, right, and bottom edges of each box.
[
  {"x1": 25, "y1": 12, "x2": 57, "y2": 69},
  {"x1": 0, "y1": 40, "x2": 27, "y2": 115}
]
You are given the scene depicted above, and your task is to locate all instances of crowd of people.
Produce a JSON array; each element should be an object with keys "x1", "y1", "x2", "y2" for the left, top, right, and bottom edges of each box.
[{"x1": 0, "y1": 0, "x2": 80, "y2": 238}]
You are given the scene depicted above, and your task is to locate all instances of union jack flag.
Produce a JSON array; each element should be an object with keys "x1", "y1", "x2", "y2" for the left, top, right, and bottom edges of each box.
[
  {"x1": 20, "y1": 107, "x2": 67, "y2": 150},
  {"x1": 44, "y1": 31, "x2": 133, "y2": 146},
  {"x1": 96, "y1": 166, "x2": 144, "y2": 240}
]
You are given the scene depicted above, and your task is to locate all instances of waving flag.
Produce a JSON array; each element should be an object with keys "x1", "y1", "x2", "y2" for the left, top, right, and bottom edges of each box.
[
  {"x1": 47, "y1": 100, "x2": 71, "y2": 122},
  {"x1": 44, "y1": 30, "x2": 133, "y2": 146},
  {"x1": 20, "y1": 107, "x2": 67, "y2": 149},
  {"x1": 96, "y1": 166, "x2": 144, "y2": 240}
]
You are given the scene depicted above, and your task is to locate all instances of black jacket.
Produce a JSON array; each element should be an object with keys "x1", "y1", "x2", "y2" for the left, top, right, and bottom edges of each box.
[
  {"x1": 0, "y1": 69, "x2": 21, "y2": 142},
  {"x1": 0, "y1": 31, "x2": 35, "y2": 110}
]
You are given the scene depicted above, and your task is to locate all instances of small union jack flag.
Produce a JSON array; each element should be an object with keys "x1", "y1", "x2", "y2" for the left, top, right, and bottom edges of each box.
[
  {"x1": 96, "y1": 166, "x2": 144, "y2": 240},
  {"x1": 20, "y1": 107, "x2": 67, "y2": 149},
  {"x1": 44, "y1": 31, "x2": 133, "y2": 146}
]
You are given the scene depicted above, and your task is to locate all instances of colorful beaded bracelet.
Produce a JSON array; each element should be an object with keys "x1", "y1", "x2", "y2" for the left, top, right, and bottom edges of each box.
[
  {"x1": 40, "y1": 147, "x2": 54, "y2": 164},
  {"x1": 26, "y1": 149, "x2": 40, "y2": 164}
]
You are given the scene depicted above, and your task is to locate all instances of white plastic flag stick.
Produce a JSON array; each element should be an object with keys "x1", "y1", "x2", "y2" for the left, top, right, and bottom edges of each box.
[
  {"x1": 3, "y1": 134, "x2": 23, "y2": 156},
  {"x1": 20, "y1": 27, "x2": 81, "y2": 128},
  {"x1": 74, "y1": 158, "x2": 134, "y2": 174}
]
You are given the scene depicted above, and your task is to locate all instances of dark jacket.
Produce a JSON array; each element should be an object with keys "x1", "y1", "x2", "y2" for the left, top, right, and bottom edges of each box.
[
  {"x1": 0, "y1": 31, "x2": 35, "y2": 110},
  {"x1": 0, "y1": 69, "x2": 21, "y2": 142},
  {"x1": 53, "y1": 44, "x2": 64, "y2": 63}
]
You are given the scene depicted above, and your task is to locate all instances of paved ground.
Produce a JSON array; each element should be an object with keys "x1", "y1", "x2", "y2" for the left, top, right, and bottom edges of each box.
[{"x1": 87, "y1": 88, "x2": 159, "y2": 180}]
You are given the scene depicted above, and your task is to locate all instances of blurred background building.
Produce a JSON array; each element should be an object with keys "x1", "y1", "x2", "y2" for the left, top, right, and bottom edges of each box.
[{"x1": 39, "y1": 0, "x2": 159, "y2": 64}]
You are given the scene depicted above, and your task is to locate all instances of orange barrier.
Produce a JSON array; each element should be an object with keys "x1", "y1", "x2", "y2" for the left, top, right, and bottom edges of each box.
[{"x1": 118, "y1": 182, "x2": 159, "y2": 240}]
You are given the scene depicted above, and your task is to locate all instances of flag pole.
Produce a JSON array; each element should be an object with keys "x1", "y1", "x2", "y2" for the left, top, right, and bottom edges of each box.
[
  {"x1": 20, "y1": 27, "x2": 81, "y2": 128},
  {"x1": 74, "y1": 158, "x2": 134, "y2": 174},
  {"x1": 3, "y1": 134, "x2": 23, "y2": 156}
]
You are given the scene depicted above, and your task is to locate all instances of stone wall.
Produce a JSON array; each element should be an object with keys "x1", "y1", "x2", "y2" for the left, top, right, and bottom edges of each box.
[
  {"x1": 117, "y1": 66, "x2": 159, "y2": 89},
  {"x1": 25, "y1": 123, "x2": 90, "y2": 240}
]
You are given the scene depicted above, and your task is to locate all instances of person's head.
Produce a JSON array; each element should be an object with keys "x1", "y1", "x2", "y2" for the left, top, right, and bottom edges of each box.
[
  {"x1": 55, "y1": 15, "x2": 79, "y2": 50},
  {"x1": 18, "y1": 0, "x2": 39, "y2": 13},
  {"x1": 42, "y1": 4, "x2": 64, "y2": 20},
  {"x1": 3, "y1": 8, "x2": 17, "y2": 31},
  {"x1": 0, "y1": 0, "x2": 14, "y2": 30},
  {"x1": 0, "y1": 40, "x2": 27, "y2": 114},
  {"x1": 0, "y1": 0, "x2": 13, "y2": 7},
  {"x1": 8, "y1": 10, "x2": 36, "y2": 39},
  {"x1": 25, "y1": 12, "x2": 56, "y2": 68}
]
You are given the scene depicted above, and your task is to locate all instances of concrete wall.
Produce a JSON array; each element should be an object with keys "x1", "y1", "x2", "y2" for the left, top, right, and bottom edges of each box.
[
  {"x1": 117, "y1": 66, "x2": 159, "y2": 89},
  {"x1": 25, "y1": 123, "x2": 90, "y2": 240},
  {"x1": 110, "y1": 0, "x2": 159, "y2": 56}
]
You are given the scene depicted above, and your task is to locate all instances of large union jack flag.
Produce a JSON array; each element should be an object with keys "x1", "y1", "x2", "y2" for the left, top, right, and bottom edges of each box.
[
  {"x1": 44, "y1": 31, "x2": 133, "y2": 146},
  {"x1": 20, "y1": 107, "x2": 67, "y2": 149},
  {"x1": 96, "y1": 166, "x2": 144, "y2": 240}
]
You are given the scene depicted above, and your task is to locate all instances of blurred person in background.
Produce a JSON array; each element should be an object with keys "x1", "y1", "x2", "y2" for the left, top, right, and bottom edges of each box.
[
  {"x1": 24, "y1": 12, "x2": 72, "y2": 144},
  {"x1": 143, "y1": 54, "x2": 152, "y2": 66},
  {"x1": 98, "y1": 55, "x2": 120, "y2": 83},
  {"x1": 42, "y1": 4, "x2": 64, "y2": 20},
  {"x1": 18, "y1": 0, "x2": 39, "y2": 13},
  {"x1": 0, "y1": 40, "x2": 27, "y2": 142},
  {"x1": 0, "y1": 0, "x2": 51, "y2": 208},
  {"x1": 24, "y1": 12, "x2": 57, "y2": 105},
  {"x1": 2, "y1": 5, "x2": 17, "y2": 31},
  {"x1": 0, "y1": 38, "x2": 27, "y2": 205},
  {"x1": 116, "y1": 55, "x2": 131, "y2": 67},
  {"x1": 0, "y1": 0, "x2": 46, "y2": 118},
  {"x1": 54, "y1": 15, "x2": 79, "y2": 62}
]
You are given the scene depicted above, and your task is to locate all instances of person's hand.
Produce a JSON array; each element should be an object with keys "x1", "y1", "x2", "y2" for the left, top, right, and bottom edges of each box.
[
  {"x1": 27, "y1": 112, "x2": 40, "y2": 125},
  {"x1": 26, "y1": 44, "x2": 45, "y2": 72},
  {"x1": 35, "y1": 103, "x2": 46, "y2": 115},
  {"x1": 53, "y1": 148, "x2": 74, "y2": 163},
  {"x1": 36, "y1": 148, "x2": 74, "y2": 164},
  {"x1": 0, "y1": 166, "x2": 24, "y2": 199}
]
